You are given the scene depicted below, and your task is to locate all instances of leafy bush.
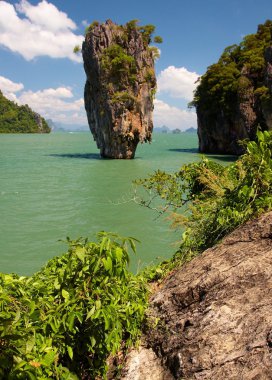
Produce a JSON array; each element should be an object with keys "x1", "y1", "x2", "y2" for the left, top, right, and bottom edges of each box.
[
  {"x1": 136, "y1": 130, "x2": 272, "y2": 266},
  {"x1": 0, "y1": 233, "x2": 148, "y2": 379}
]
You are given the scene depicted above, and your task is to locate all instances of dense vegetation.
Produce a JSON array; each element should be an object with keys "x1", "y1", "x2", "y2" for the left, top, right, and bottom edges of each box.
[
  {"x1": 0, "y1": 233, "x2": 147, "y2": 379},
  {"x1": 192, "y1": 20, "x2": 272, "y2": 122},
  {"x1": 0, "y1": 91, "x2": 50, "y2": 133},
  {"x1": 1, "y1": 131, "x2": 272, "y2": 378}
]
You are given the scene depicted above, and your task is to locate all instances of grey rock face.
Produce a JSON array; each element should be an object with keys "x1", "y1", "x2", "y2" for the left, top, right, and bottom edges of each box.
[{"x1": 82, "y1": 20, "x2": 156, "y2": 158}]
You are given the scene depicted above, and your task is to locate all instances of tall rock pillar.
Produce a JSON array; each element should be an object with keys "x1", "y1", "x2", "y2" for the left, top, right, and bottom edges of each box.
[{"x1": 82, "y1": 20, "x2": 157, "y2": 159}]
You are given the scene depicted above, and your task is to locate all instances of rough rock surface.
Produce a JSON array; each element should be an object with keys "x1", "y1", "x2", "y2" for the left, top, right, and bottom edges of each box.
[
  {"x1": 82, "y1": 20, "x2": 156, "y2": 158},
  {"x1": 122, "y1": 212, "x2": 272, "y2": 379},
  {"x1": 120, "y1": 345, "x2": 174, "y2": 380}
]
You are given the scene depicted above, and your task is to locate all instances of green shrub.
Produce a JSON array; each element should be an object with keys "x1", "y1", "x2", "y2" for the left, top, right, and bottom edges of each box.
[
  {"x1": 0, "y1": 233, "x2": 148, "y2": 379},
  {"x1": 136, "y1": 130, "x2": 272, "y2": 266}
]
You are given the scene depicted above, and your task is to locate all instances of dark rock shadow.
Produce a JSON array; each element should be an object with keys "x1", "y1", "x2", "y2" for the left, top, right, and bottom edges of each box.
[
  {"x1": 48, "y1": 153, "x2": 101, "y2": 160},
  {"x1": 206, "y1": 154, "x2": 238, "y2": 163},
  {"x1": 48, "y1": 153, "x2": 143, "y2": 160},
  {"x1": 168, "y1": 148, "x2": 199, "y2": 154}
]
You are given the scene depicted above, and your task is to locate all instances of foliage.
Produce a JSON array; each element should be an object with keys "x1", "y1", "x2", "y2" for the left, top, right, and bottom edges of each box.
[
  {"x1": 0, "y1": 233, "x2": 148, "y2": 379},
  {"x1": 135, "y1": 130, "x2": 272, "y2": 266},
  {"x1": 193, "y1": 20, "x2": 272, "y2": 118},
  {"x1": 153, "y1": 36, "x2": 163, "y2": 44},
  {"x1": 101, "y1": 44, "x2": 137, "y2": 85},
  {"x1": 73, "y1": 45, "x2": 81, "y2": 54},
  {"x1": 0, "y1": 91, "x2": 50, "y2": 134},
  {"x1": 148, "y1": 46, "x2": 161, "y2": 60}
]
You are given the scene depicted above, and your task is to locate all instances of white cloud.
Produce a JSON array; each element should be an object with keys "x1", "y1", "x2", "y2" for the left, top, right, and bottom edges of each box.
[
  {"x1": 0, "y1": 75, "x2": 24, "y2": 93},
  {"x1": 154, "y1": 99, "x2": 197, "y2": 131},
  {"x1": 16, "y1": 0, "x2": 77, "y2": 32},
  {"x1": 157, "y1": 66, "x2": 200, "y2": 100},
  {"x1": 0, "y1": 0, "x2": 83, "y2": 62},
  {"x1": 0, "y1": 75, "x2": 24, "y2": 101},
  {"x1": 18, "y1": 87, "x2": 86, "y2": 124}
]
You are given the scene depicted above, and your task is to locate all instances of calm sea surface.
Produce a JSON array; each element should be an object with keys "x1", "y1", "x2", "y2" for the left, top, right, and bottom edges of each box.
[{"x1": 0, "y1": 132, "x2": 232, "y2": 276}]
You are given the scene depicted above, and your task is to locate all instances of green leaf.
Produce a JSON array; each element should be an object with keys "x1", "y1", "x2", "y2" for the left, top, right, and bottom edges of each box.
[
  {"x1": 67, "y1": 345, "x2": 73, "y2": 360},
  {"x1": 75, "y1": 247, "x2": 85, "y2": 261},
  {"x1": 103, "y1": 256, "x2": 112, "y2": 272},
  {"x1": 86, "y1": 306, "x2": 96, "y2": 321},
  {"x1": 26, "y1": 335, "x2": 35, "y2": 353},
  {"x1": 90, "y1": 336, "x2": 96, "y2": 348},
  {"x1": 62, "y1": 289, "x2": 70, "y2": 300},
  {"x1": 42, "y1": 350, "x2": 56, "y2": 366}
]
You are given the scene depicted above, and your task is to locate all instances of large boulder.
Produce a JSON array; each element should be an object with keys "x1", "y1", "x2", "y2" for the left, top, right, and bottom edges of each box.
[{"x1": 121, "y1": 211, "x2": 272, "y2": 379}]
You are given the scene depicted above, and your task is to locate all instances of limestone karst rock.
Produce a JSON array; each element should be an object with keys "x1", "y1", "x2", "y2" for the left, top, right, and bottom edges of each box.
[
  {"x1": 82, "y1": 20, "x2": 157, "y2": 158},
  {"x1": 195, "y1": 20, "x2": 272, "y2": 155},
  {"x1": 121, "y1": 212, "x2": 272, "y2": 379}
]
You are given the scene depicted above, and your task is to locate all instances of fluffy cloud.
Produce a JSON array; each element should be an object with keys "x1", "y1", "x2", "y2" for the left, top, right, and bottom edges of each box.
[
  {"x1": 0, "y1": 75, "x2": 24, "y2": 101},
  {"x1": 18, "y1": 88, "x2": 86, "y2": 124},
  {"x1": 157, "y1": 66, "x2": 200, "y2": 100},
  {"x1": 0, "y1": 75, "x2": 86, "y2": 125},
  {"x1": 0, "y1": 76, "x2": 24, "y2": 93},
  {"x1": 154, "y1": 99, "x2": 197, "y2": 131},
  {"x1": 0, "y1": 0, "x2": 83, "y2": 62}
]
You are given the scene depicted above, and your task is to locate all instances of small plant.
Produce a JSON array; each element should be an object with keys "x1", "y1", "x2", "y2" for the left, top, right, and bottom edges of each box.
[
  {"x1": 73, "y1": 45, "x2": 81, "y2": 54},
  {"x1": 153, "y1": 36, "x2": 163, "y2": 44},
  {"x1": 148, "y1": 46, "x2": 160, "y2": 60}
]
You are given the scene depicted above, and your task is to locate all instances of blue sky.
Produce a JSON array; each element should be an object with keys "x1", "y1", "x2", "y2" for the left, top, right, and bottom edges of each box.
[{"x1": 0, "y1": 0, "x2": 272, "y2": 130}]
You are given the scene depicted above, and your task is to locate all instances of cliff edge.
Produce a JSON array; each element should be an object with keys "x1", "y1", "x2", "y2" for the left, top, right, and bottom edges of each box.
[
  {"x1": 121, "y1": 211, "x2": 272, "y2": 379},
  {"x1": 82, "y1": 20, "x2": 158, "y2": 158}
]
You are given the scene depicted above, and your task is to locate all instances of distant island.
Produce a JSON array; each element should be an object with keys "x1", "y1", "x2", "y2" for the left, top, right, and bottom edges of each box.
[
  {"x1": 184, "y1": 127, "x2": 197, "y2": 133},
  {"x1": 47, "y1": 119, "x2": 88, "y2": 132},
  {"x1": 0, "y1": 90, "x2": 50, "y2": 133},
  {"x1": 154, "y1": 126, "x2": 197, "y2": 133}
]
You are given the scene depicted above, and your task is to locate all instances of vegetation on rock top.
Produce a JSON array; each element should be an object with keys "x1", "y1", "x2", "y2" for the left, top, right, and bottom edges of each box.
[{"x1": 192, "y1": 20, "x2": 272, "y2": 122}]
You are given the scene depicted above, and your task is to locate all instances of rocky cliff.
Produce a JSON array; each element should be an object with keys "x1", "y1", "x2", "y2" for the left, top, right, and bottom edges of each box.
[
  {"x1": 0, "y1": 91, "x2": 50, "y2": 133},
  {"x1": 82, "y1": 20, "x2": 158, "y2": 158},
  {"x1": 121, "y1": 211, "x2": 272, "y2": 379},
  {"x1": 194, "y1": 20, "x2": 272, "y2": 155}
]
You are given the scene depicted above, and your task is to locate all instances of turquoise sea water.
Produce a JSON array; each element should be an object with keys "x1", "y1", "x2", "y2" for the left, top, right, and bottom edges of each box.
[{"x1": 0, "y1": 132, "x2": 227, "y2": 276}]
